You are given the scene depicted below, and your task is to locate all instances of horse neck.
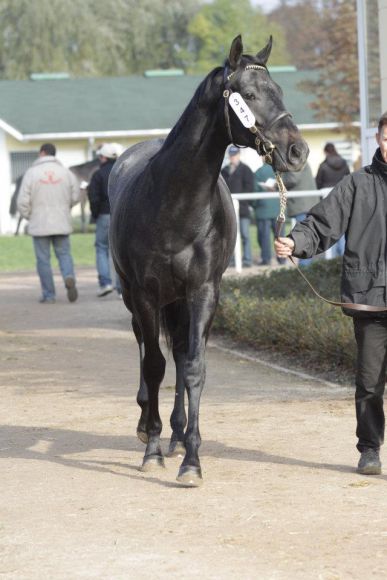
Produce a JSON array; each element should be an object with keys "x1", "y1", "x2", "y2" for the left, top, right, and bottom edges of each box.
[{"x1": 159, "y1": 69, "x2": 228, "y2": 192}]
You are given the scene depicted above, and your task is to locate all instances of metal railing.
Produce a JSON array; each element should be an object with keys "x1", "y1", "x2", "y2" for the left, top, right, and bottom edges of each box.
[{"x1": 231, "y1": 188, "x2": 332, "y2": 272}]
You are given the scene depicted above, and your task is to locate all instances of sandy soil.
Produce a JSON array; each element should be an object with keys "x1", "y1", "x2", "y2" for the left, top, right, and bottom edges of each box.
[{"x1": 0, "y1": 268, "x2": 386, "y2": 580}]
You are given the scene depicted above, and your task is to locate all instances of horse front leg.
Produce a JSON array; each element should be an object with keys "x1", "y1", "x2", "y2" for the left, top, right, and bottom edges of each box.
[
  {"x1": 163, "y1": 301, "x2": 189, "y2": 457},
  {"x1": 176, "y1": 283, "x2": 218, "y2": 487}
]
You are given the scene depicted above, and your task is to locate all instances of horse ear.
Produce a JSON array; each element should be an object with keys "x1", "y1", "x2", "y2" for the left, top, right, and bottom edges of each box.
[
  {"x1": 256, "y1": 35, "x2": 273, "y2": 65},
  {"x1": 228, "y1": 35, "x2": 243, "y2": 70}
]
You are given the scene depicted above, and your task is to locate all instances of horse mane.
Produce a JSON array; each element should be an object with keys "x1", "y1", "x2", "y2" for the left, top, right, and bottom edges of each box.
[{"x1": 164, "y1": 66, "x2": 224, "y2": 147}]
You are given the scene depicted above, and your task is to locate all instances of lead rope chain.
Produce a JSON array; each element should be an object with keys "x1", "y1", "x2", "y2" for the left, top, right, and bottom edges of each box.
[
  {"x1": 273, "y1": 173, "x2": 387, "y2": 312},
  {"x1": 275, "y1": 171, "x2": 287, "y2": 230}
]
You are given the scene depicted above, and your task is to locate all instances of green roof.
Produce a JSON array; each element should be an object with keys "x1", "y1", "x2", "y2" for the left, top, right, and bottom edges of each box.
[{"x1": 0, "y1": 70, "x2": 325, "y2": 137}]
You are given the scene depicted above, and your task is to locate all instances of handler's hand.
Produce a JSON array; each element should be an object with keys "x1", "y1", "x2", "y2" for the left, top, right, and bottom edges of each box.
[{"x1": 274, "y1": 237, "x2": 295, "y2": 258}]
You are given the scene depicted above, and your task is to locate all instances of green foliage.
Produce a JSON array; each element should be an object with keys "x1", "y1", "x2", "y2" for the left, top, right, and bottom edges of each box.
[
  {"x1": 0, "y1": 0, "x2": 202, "y2": 78},
  {"x1": 0, "y1": 234, "x2": 95, "y2": 271},
  {"x1": 0, "y1": 0, "x2": 290, "y2": 79},
  {"x1": 214, "y1": 259, "x2": 356, "y2": 377},
  {"x1": 187, "y1": 0, "x2": 288, "y2": 72}
]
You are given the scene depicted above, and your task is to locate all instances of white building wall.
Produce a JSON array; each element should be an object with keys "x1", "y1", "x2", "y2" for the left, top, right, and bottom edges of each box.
[{"x1": 0, "y1": 129, "x2": 13, "y2": 234}]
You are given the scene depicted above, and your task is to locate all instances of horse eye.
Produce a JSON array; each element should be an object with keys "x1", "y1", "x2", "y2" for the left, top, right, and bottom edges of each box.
[{"x1": 243, "y1": 93, "x2": 255, "y2": 101}]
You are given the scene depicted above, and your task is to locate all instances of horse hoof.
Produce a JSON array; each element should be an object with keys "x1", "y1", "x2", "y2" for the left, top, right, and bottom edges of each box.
[
  {"x1": 139, "y1": 455, "x2": 165, "y2": 472},
  {"x1": 166, "y1": 440, "x2": 185, "y2": 458},
  {"x1": 176, "y1": 466, "x2": 203, "y2": 487},
  {"x1": 137, "y1": 429, "x2": 148, "y2": 444}
]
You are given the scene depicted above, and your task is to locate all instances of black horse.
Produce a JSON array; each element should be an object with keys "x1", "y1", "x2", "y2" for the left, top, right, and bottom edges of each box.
[{"x1": 109, "y1": 35, "x2": 309, "y2": 486}]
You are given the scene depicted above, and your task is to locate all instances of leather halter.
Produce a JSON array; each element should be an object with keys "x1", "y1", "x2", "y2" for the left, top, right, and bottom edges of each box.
[{"x1": 222, "y1": 64, "x2": 291, "y2": 164}]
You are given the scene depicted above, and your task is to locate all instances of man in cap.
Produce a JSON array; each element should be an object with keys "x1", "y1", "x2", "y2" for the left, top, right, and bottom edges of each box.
[
  {"x1": 221, "y1": 146, "x2": 254, "y2": 267},
  {"x1": 87, "y1": 143, "x2": 124, "y2": 296}
]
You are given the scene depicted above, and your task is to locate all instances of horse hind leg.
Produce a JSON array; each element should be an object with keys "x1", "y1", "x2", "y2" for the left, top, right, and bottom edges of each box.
[
  {"x1": 163, "y1": 301, "x2": 189, "y2": 458},
  {"x1": 132, "y1": 294, "x2": 166, "y2": 472},
  {"x1": 140, "y1": 344, "x2": 166, "y2": 472},
  {"x1": 167, "y1": 347, "x2": 187, "y2": 458},
  {"x1": 131, "y1": 316, "x2": 149, "y2": 444}
]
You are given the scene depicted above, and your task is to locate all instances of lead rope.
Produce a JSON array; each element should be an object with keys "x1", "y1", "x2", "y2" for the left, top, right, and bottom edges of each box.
[
  {"x1": 273, "y1": 173, "x2": 387, "y2": 312},
  {"x1": 274, "y1": 172, "x2": 287, "y2": 238}
]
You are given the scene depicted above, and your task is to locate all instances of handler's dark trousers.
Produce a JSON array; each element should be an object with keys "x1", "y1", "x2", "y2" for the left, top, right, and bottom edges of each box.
[{"x1": 353, "y1": 318, "x2": 386, "y2": 452}]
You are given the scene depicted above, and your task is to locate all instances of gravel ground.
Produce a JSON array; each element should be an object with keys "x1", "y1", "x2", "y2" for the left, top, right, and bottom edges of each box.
[{"x1": 0, "y1": 268, "x2": 386, "y2": 580}]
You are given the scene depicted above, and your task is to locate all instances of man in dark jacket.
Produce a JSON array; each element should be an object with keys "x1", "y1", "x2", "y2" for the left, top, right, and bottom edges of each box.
[
  {"x1": 221, "y1": 146, "x2": 254, "y2": 267},
  {"x1": 88, "y1": 143, "x2": 123, "y2": 296},
  {"x1": 274, "y1": 112, "x2": 387, "y2": 476},
  {"x1": 316, "y1": 143, "x2": 350, "y2": 257}
]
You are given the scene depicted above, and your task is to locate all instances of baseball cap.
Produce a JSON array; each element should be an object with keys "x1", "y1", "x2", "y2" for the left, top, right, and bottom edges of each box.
[
  {"x1": 228, "y1": 145, "x2": 240, "y2": 156},
  {"x1": 97, "y1": 143, "x2": 124, "y2": 159}
]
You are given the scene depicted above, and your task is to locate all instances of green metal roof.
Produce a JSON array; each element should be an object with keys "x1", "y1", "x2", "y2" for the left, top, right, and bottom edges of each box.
[{"x1": 0, "y1": 70, "x2": 325, "y2": 137}]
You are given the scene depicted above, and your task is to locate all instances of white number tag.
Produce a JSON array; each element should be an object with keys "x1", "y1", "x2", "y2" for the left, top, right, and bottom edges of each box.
[{"x1": 228, "y1": 92, "x2": 256, "y2": 129}]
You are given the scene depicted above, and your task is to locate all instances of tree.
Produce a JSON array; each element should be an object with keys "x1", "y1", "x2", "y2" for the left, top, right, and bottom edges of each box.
[
  {"x1": 186, "y1": 0, "x2": 289, "y2": 73},
  {"x1": 268, "y1": 0, "x2": 325, "y2": 70},
  {"x1": 121, "y1": 0, "x2": 201, "y2": 73},
  {"x1": 0, "y1": 0, "x2": 105, "y2": 78},
  {"x1": 0, "y1": 0, "x2": 202, "y2": 79},
  {"x1": 297, "y1": 0, "x2": 359, "y2": 136}
]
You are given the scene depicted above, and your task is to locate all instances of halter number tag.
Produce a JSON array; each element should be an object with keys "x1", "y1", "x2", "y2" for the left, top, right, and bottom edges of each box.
[{"x1": 228, "y1": 92, "x2": 256, "y2": 129}]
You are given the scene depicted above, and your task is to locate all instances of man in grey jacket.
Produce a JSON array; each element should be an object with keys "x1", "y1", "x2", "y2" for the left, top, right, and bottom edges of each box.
[
  {"x1": 274, "y1": 112, "x2": 387, "y2": 476},
  {"x1": 17, "y1": 143, "x2": 80, "y2": 303}
]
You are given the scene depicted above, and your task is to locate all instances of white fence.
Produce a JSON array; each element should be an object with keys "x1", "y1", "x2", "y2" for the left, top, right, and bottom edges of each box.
[{"x1": 232, "y1": 188, "x2": 332, "y2": 272}]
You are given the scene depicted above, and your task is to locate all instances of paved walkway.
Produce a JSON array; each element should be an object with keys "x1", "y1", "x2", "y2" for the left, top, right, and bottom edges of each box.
[{"x1": 0, "y1": 268, "x2": 386, "y2": 579}]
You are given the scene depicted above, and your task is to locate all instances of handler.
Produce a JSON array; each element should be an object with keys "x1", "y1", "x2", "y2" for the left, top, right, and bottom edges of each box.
[{"x1": 275, "y1": 112, "x2": 387, "y2": 476}]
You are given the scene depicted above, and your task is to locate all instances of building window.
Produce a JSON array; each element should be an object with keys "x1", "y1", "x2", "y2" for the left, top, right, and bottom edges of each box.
[{"x1": 10, "y1": 151, "x2": 38, "y2": 183}]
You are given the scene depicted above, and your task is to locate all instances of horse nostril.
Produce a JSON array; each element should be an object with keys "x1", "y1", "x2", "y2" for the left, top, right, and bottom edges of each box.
[
  {"x1": 289, "y1": 144, "x2": 302, "y2": 160},
  {"x1": 288, "y1": 142, "x2": 309, "y2": 165}
]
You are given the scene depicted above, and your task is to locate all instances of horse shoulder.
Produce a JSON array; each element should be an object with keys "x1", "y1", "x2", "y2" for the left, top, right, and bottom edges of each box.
[{"x1": 108, "y1": 139, "x2": 164, "y2": 208}]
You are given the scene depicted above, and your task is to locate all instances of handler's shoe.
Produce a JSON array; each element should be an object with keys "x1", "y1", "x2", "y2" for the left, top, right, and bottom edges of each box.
[
  {"x1": 97, "y1": 284, "x2": 113, "y2": 297},
  {"x1": 357, "y1": 448, "x2": 382, "y2": 475},
  {"x1": 65, "y1": 276, "x2": 78, "y2": 303}
]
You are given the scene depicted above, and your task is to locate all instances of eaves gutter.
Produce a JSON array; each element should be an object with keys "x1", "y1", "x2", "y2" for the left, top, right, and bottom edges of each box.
[
  {"x1": 0, "y1": 119, "x2": 24, "y2": 140},
  {"x1": 0, "y1": 123, "x2": 171, "y2": 142},
  {"x1": 0, "y1": 119, "x2": 360, "y2": 142}
]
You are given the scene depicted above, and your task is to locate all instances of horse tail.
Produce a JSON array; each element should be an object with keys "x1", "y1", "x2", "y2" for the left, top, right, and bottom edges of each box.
[
  {"x1": 160, "y1": 300, "x2": 190, "y2": 352},
  {"x1": 160, "y1": 306, "x2": 173, "y2": 351}
]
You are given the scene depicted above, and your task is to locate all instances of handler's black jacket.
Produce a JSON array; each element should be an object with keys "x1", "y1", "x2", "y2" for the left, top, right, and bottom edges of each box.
[
  {"x1": 87, "y1": 159, "x2": 115, "y2": 219},
  {"x1": 290, "y1": 149, "x2": 387, "y2": 317},
  {"x1": 221, "y1": 161, "x2": 254, "y2": 218}
]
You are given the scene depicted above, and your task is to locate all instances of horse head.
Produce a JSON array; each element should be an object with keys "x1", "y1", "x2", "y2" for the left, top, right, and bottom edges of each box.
[{"x1": 223, "y1": 35, "x2": 309, "y2": 172}]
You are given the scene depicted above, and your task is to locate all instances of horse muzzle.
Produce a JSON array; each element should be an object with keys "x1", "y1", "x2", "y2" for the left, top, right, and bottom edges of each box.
[{"x1": 272, "y1": 138, "x2": 309, "y2": 172}]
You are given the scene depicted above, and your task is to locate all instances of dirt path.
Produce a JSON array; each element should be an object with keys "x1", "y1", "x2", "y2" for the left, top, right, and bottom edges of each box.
[{"x1": 0, "y1": 268, "x2": 386, "y2": 579}]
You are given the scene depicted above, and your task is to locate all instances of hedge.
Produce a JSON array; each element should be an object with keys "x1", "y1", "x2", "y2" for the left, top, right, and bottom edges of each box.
[{"x1": 214, "y1": 258, "x2": 356, "y2": 381}]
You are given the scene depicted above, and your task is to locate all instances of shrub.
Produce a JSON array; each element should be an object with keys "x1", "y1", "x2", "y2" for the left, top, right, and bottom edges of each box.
[{"x1": 214, "y1": 259, "x2": 356, "y2": 380}]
